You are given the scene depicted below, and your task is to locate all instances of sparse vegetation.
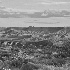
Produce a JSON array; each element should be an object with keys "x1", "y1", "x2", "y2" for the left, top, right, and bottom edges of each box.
[{"x1": 0, "y1": 27, "x2": 70, "y2": 70}]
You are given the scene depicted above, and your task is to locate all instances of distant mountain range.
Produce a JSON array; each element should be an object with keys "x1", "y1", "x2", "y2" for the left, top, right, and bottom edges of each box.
[{"x1": 0, "y1": 6, "x2": 70, "y2": 18}]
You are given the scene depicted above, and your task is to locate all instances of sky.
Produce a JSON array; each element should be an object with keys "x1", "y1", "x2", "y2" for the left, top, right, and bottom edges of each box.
[
  {"x1": 0, "y1": 0, "x2": 70, "y2": 12},
  {"x1": 0, "y1": 0, "x2": 70, "y2": 27}
]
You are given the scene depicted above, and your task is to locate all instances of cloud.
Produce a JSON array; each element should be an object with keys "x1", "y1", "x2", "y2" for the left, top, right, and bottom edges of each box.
[
  {"x1": 4, "y1": 8, "x2": 38, "y2": 12},
  {"x1": 0, "y1": 1, "x2": 2, "y2": 3},
  {"x1": 0, "y1": 6, "x2": 23, "y2": 13},
  {"x1": 39, "y1": 2, "x2": 70, "y2": 5},
  {"x1": 0, "y1": 6, "x2": 39, "y2": 13}
]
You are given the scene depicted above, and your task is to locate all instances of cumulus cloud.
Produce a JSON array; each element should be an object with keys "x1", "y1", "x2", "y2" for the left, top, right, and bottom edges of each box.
[
  {"x1": 39, "y1": 2, "x2": 70, "y2": 5},
  {"x1": 4, "y1": 8, "x2": 38, "y2": 12},
  {"x1": 0, "y1": 6, "x2": 23, "y2": 13},
  {"x1": 0, "y1": 6, "x2": 39, "y2": 13}
]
